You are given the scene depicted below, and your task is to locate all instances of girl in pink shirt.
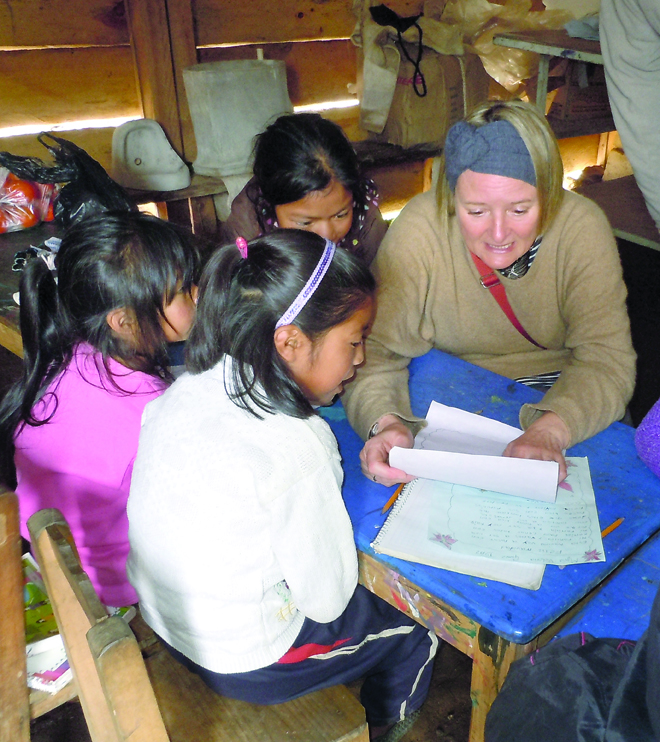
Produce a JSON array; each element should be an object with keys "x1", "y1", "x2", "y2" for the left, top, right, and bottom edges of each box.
[{"x1": 0, "y1": 211, "x2": 201, "y2": 607}]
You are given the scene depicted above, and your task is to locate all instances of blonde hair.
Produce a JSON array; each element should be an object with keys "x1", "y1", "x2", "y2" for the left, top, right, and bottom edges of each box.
[{"x1": 436, "y1": 100, "x2": 564, "y2": 236}]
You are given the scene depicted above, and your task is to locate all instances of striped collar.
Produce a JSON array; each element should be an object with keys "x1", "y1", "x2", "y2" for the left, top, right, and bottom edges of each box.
[{"x1": 499, "y1": 235, "x2": 543, "y2": 280}]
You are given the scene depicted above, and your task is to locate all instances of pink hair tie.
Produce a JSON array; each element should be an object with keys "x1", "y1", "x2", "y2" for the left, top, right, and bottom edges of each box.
[{"x1": 236, "y1": 236, "x2": 248, "y2": 259}]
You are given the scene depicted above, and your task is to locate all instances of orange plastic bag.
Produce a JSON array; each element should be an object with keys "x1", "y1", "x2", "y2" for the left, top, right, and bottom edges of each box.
[{"x1": 0, "y1": 167, "x2": 56, "y2": 233}]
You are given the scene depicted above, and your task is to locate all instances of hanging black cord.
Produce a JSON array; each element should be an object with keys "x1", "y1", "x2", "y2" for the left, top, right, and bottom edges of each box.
[
  {"x1": 369, "y1": 4, "x2": 427, "y2": 98},
  {"x1": 397, "y1": 22, "x2": 427, "y2": 98}
]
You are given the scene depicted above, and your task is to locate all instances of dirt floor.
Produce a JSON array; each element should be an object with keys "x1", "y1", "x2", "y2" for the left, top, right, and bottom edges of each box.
[{"x1": 346, "y1": 643, "x2": 474, "y2": 742}]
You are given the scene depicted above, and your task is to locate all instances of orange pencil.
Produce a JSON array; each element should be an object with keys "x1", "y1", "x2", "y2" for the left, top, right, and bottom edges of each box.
[
  {"x1": 601, "y1": 517, "x2": 624, "y2": 538},
  {"x1": 381, "y1": 483, "x2": 405, "y2": 514}
]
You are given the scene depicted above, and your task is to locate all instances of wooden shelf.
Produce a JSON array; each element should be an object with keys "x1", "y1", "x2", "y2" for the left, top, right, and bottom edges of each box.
[
  {"x1": 493, "y1": 30, "x2": 602, "y2": 65},
  {"x1": 124, "y1": 174, "x2": 227, "y2": 205},
  {"x1": 353, "y1": 141, "x2": 441, "y2": 168},
  {"x1": 576, "y1": 176, "x2": 660, "y2": 251},
  {"x1": 548, "y1": 115, "x2": 616, "y2": 140}
]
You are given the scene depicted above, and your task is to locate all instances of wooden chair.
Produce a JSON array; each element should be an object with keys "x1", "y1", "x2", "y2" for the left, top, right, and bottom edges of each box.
[{"x1": 27, "y1": 507, "x2": 369, "y2": 742}]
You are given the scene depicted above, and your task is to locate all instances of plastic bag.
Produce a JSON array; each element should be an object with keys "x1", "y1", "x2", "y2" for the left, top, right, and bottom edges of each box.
[
  {"x1": 0, "y1": 133, "x2": 133, "y2": 228},
  {"x1": 0, "y1": 167, "x2": 56, "y2": 234},
  {"x1": 441, "y1": 0, "x2": 573, "y2": 92},
  {"x1": 353, "y1": 0, "x2": 574, "y2": 112}
]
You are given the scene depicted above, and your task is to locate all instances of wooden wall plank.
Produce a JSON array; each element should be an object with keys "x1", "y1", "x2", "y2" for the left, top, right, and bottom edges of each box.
[
  {"x1": 198, "y1": 40, "x2": 357, "y2": 107},
  {"x1": 193, "y1": 0, "x2": 426, "y2": 45},
  {"x1": 0, "y1": 47, "x2": 139, "y2": 128},
  {"x1": 193, "y1": 0, "x2": 356, "y2": 46},
  {"x1": 0, "y1": 0, "x2": 128, "y2": 49}
]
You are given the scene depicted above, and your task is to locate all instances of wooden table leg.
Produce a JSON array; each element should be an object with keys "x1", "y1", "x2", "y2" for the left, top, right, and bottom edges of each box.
[
  {"x1": 468, "y1": 628, "x2": 538, "y2": 742},
  {"x1": 358, "y1": 552, "x2": 544, "y2": 742},
  {"x1": 358, "y1": 552, "x2": 479, "y2": 655}
]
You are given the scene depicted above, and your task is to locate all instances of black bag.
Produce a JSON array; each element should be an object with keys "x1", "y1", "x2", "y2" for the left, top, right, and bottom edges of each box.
[
  {"x1": 0, "y1": 133, "x2": 133, "y2": 227},
  {"x1": 485, "y1": 586, "x2": 660, "y2": 742}
]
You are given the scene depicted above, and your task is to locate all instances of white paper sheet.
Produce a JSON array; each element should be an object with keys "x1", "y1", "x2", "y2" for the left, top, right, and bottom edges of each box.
[
  {"x1": 427, "y1": 457, "x2": 603, "y2": 565},
  {"x1": 389, "y1": 401, "x2": 559, "y2": 502}
]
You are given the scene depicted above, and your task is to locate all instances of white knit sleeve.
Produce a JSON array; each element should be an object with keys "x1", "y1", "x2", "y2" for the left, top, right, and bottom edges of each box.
[{"x1": 266, "y1": 460, "x2": 358, "y2": 624}]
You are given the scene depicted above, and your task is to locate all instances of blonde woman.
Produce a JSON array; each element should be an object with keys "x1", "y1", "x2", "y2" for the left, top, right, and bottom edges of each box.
[{"x1": 344, "y1": 100, "x2": 635, "y2": 486}]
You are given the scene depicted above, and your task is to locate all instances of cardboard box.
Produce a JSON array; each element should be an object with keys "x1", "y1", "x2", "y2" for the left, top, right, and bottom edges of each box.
[{"x1": 548, "y1": 60, "x2": 611, "y2": 121}]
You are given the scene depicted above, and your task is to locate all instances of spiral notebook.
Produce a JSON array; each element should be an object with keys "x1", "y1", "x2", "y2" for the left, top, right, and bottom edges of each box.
[{"x1": 371, "y1": 478, "x2": 546, "y2": 590}]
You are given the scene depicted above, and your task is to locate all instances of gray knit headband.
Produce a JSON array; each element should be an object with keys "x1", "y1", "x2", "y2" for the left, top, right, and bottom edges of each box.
[{"x1": 444, "y1": 119, "x2": 536, "y2": 191}]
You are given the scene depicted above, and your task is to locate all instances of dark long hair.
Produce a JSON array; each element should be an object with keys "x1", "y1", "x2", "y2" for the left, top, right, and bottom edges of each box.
[
  {"x1": 0, "y1": 211, "x2": 201, "y2": 487},
  {"x1": 249, "y1": 113, "x2": 373, "y2": 241},
  {"x1": 187, "y1": 229, "x2": 375, "y2": 419}
]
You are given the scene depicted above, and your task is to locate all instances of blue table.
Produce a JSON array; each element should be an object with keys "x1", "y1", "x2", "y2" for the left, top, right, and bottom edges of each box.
[
  {"x1": 557, "y1": 529, "x2": 660, "y2": 642},
  {"x1": 322, "y1": 349, "x2": 660, "y2": 742}
]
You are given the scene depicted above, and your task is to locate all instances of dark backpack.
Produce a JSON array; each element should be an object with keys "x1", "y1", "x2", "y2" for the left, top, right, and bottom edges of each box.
[{"x1": 485, "y1": 587, "x2": 660, "y2": 742}]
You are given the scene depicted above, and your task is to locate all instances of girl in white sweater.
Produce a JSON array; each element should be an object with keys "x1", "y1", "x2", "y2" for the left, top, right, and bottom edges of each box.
[{"x1": 127, "y1": 229, "x2": 437, "y2": 741}]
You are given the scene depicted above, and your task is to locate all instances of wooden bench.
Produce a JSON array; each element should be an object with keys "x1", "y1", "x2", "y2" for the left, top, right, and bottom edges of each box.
[
  {"x1": 556, "y1": 530, "x2": 660, "y2": 642},
  {"x1": 27, "y1": 506, "x2": 369, "y2": 742}
]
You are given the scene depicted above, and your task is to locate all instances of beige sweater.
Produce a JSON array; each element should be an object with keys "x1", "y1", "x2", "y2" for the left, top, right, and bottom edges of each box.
[{"x1": 343, "y1": 189, "x2": 636, "y2": 445}]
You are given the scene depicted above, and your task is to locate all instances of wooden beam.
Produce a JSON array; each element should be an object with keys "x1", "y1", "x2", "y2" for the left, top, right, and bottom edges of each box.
[
  {"x1": 123, "y1": 0, "x2": 198, "y2": 162},
  {"x1": 164, "y1": 0, "x2": 198, "y2": 161},
  {"x1": 0, "y1": 0, "x2": 129, "y2": 48}
]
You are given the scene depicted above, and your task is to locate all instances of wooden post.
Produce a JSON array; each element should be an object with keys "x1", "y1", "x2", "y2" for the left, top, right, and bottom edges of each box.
[
  {"x1": 123, "y1": 0, "x2": 222, "y2": 234},
  {"x1": 123, "y1": 0, "x2": 198, "y2": 161},
  {"x1": 165, "y1": 0, "x2": 198, "y2": 162}
]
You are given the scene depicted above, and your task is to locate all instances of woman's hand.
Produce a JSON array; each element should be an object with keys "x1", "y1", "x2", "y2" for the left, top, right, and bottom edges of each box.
[
  {"x1": 360, "y1": 414, "x2": 416, "y2": 487},
  {"x1": 503, "y1": 411, "x2": 571, "y2": 482}
]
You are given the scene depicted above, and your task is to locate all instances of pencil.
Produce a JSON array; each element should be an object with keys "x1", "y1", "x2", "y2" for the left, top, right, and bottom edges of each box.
[
  {"x1": 381, "y1": 483, "x2": 405, "y2": 514},
  {"x1": 601, "y1": 517, "x2": 624, "y2": 538}
]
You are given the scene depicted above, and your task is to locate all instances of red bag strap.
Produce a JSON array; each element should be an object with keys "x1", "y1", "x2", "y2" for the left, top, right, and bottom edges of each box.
[{"x1": 470, "y1": 252, "x2": 547, "y2": 350}]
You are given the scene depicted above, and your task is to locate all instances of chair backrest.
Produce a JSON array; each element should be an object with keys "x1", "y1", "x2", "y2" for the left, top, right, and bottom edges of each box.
[
  {"x1": 0, "y1": 488, "x2": 30, "y2": 742},
  {"x1": 27, "y1": 508, "x2": 169, "y2": 742}
]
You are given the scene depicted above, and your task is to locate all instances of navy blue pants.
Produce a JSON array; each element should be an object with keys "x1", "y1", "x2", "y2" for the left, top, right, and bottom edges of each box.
[{"x1": 163, "y1": 585, "x2": 438, "y2": 726}]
